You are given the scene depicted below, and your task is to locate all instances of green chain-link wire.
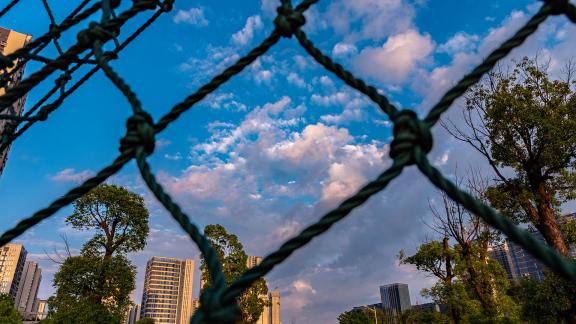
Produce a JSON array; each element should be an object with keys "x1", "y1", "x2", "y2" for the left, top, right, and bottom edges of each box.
[{"x1": 0, "y1": 0, "x2": 576, "y2": 323}]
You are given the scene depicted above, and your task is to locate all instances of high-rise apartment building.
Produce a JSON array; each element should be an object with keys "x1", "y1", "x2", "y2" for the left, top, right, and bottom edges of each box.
[
  {"x1": 15, "y1": 261, "x2": 41, "y2": 320},
  {"x1": 271, "y1": 290, "x2": 281, "y2": 324},
  {"x1": 126, "y1": 304, "x2": 140, "y2": 324},
  {"x1": 247, "y1": 255, "x2": 263, "y2": 269},
  {"x1": 0, "y1": 27, "x2": 32, "y2": 177},
  {"x1": 380, "y1": 283, "x2": 411, "y2": 318},
  {"x1": 490, "y1": 234, "x2": 546, "y2": 281},
  {"x1": 140, "y1": 257, "x2": 195, "y2": 324},
  {"x1": 0, "y1": 243, "x2": 27, "y2": 299},
  {"x1": 246, "y1": 256, "x2": 271, "y2": 324}
]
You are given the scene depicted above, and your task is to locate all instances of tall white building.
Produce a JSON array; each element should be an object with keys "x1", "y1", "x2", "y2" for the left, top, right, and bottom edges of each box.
[
  {"x1": 0, "y1": 243, "x2": 27, "y2": 299},
  {"x1": 140, "y1": 257, "x2": 195, "y2": 324},
  {"x1": 15, "y1": 261, "x2": 41, "y2": 320}
]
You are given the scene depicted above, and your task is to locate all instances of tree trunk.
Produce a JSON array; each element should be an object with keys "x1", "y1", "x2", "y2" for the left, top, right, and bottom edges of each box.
[
  {"x1": 443, "y1": 237, "x2": 460, "y2": 324},
  {"x1": 534, "y1": 182, "x2": 569, "y2": 255}
]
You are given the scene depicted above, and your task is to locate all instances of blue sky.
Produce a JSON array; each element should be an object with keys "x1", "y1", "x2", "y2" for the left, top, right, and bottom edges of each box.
[{"x1": 1, "y1": 0, "x2": 575, "y2": 322}]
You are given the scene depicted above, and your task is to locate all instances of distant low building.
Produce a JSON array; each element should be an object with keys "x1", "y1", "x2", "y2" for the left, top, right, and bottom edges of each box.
[{"x1": 412, "y1": 302, "x2": 441, "y2": 312}]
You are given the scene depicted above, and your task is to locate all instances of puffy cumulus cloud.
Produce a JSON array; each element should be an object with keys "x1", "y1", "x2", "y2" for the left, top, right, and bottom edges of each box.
[
  {"x1": 326, "y1": 0, "x2": 416, "y2": 42},
  {"x1": 332, "y1": 42, "x2": 358, "y2": 57},
  {"x1": 50, "y1": 168, "x2": 94, "y2": 183},
  {"x1": 172, "y1": 7, "x2": 209, "y2": 26},
  {"x1": 232, "y1": 15, "x2": 263, "y2": 46},
  {"x1": 154, "y1": 94, "x2": 441, "y2": 322},
  {"x1": 266, "y1": 123, "x2": 353, "y2": 164},
  {"x1": 353, "y1": 30, "x2": 434, "y2": 85},
  {"x1": 438, "y1": 32, "x2": 480, "y2": 54}
]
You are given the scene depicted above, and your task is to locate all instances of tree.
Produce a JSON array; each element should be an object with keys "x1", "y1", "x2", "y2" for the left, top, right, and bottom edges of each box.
[
  {"x1": 67, "y1": 184, "x2": 150, "y2": 258},
  {"x1": 135, "y1": 318, "x2": 155, "y2": 324},
  {"x1": 445, "y1": 56, "x2": 576, "y2": 255},
  {"x1": 47, "y1": 252, "x2": 136, "y2": 322},
  {"x1": 48, "y1": 184, "x2": 149, "y2": 322},
  {"x1": 401, "y1": 173, "x2": 520, "y2": 322},
  {"x1": 0, "y1": 294, "x2": 20, "y2": 324},
  {"x1": 201, "y1": 224, "x2": 268, "y2": 323},
  {"x1": 402, "y1": 308, "x2": 450, "y2": 324},
  {"x1": 511, "y1": 271, "x2": 576, "y2": 323},
  {"x1": 337, "y1": 307, "x2": 384, "y2": 324}
]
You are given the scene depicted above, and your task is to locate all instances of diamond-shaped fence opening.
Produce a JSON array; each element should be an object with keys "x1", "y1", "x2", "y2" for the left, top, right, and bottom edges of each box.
[{"x1": 0, "y1": 0, "x2": 575, "y2": 322}]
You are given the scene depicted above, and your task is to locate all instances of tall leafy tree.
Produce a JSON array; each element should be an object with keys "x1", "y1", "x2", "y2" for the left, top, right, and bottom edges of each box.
[
  {"x1": 67, "y1": 184, "x2": 149, "y2": 257},
  {"x1": 201, "y1": 224, "x2": 268, "y2": 323},
  {"x1": 0, "y1": 294, "x2": 20, "y2": 324},
  {"x1": 47, "y1": 184, "x2": 149, "y2": 322},
  {"x1": 445, "y1": 57, "x2": 576, "y2": 254}
]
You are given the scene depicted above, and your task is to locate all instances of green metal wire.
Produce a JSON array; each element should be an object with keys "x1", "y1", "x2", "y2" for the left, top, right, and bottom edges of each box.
[{"x1": 0, "y1": 0, "x2": 575, "y2": 322}]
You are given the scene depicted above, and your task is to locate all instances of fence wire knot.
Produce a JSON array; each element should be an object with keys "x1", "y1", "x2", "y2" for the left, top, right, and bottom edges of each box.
[
  {"x1": 119, "y1": 111, "x2": 155, "y2": 156},
  {"x1": 198, "y1": 288, "x2": 241, "y2": 324},
  {"x1": 77, "y1": 22, "x2": 118, "y2": 48},
  {"x1": 389, "y1": 110, "x2": 433, "y2": 163},
  {"x1": 274, "y1": 2, "x2": 305, "y2": 38}
]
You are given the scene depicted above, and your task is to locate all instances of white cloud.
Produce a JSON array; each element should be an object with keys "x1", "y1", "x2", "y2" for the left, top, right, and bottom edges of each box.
[
  {"x1": 293, "y1": 279, "x2": 317, "y2": 294},
  {"x1": 353, "y1": 29, "x2": 434, "y2": 85},
  {"x1": 438, "y1": 32, "x2": 480, "y2": 54},
  {"x1": 332, "y1": 43, "x2": 358, "y2": 57},
  {"x1": 173, "y1": 7, "x2": 209, "y2": 26},
  {"x1": 287, "y1": 72, "x2": 307, "y2": 88},
  {"x1": 50, "y1": 168, "x2": 94, "y2": 183},
  {"x1": 326, "y1": 0, "x2": 416, "y2": 42},
  {"x1": 232, "y1": 15, "x2": 263, "y2": 46}
]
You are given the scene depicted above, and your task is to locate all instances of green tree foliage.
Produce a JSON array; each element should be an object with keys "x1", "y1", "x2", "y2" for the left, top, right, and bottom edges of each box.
[
  {"x1": 511, "y1": 271, "x2": 576, "y2": 323},
  {"x1": 47, "y1": 184, "x2": 149, "y2": 323},
  {"x1": 67, "y1": 184, "x2": 150, "y2": 257},
  {"x1": 47, "y1": 252, "x2": 136, "y2": 322},
  {"x1": 0, "y1": 294, "x2": 20, "y2": 324},
  {"x1": 135, "y1": 318, "x2": 156, "y2": 324},
  {"x1": 402, "y1": 186, "x2": 520, "y2": 322},
  {"x1": 201, "y1": 224, "x2": 269, "y2": 323},
  {"x1": 402, "y1": 308, "x2": 450, "y2": 324},
  {"x1": 337, "y1": 307, "x2": 384, "y2": 324},
  {"x1": 447, "y1": 56, "x2": 576, "y2": 254}
]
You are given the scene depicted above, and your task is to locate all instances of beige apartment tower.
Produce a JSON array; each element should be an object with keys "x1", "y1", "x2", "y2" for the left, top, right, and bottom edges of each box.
[
  {"x1": 0, "y1": 243, "x2": 27, "y2": 299},
  {"x1": 15, "y1": 261, "x2": 41, "y2": 320},
  {"x1": 140, "y1": 257, "x2": 195, "y2": 324},
  {"x1": 0, "y1": 27, "x2": 32, "y2": 177},
  {"x1": 271, "y1": 290, "x2": 281, "y2": 324}
]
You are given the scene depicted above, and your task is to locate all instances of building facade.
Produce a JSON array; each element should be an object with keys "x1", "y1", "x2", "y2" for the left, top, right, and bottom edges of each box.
[
  {"x1": 0, "y1": 243, "x2": 27, "y2": 299},
  {"x1": 247, "y1": 255, "x2": 263, "y2": 269},
  {"x1": 140, "y1": 257, "x2": 195, "y2": 324},
  {"x1": 271, "y1": 290, "x2": 280, "y2": 324},
  {"x1": 490, "y1": 234, "x2": 546, "y2": 281},
  {"x1": 0, "y1": 27, "x2": 32, "y2": 177},
  {"x1": 126, "y1": 304, "x2": 140, "y2": 324},
  {"x1": 380, "y1": 283, "x2": 411, "y2": 318},
  {"x1": 15, "y1": 261, "x2": 41, "y2": 320}
]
